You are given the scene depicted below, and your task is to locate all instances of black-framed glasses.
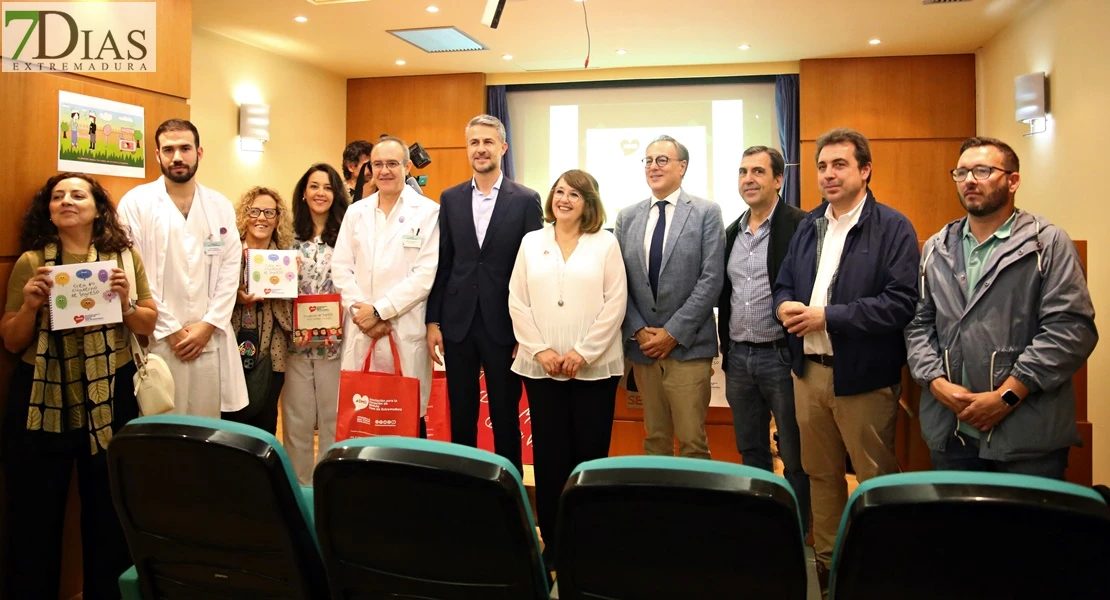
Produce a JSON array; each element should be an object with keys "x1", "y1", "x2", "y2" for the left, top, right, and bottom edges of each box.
[
  {"x1": 247, "y1": 207, "x2": 279, "y2": 219},
  {"x1": 950, "y1": 165, "x2": 1013, "y2": 182},
  {"x1": 371, "y1": 160, "x2": 403, "y2": 171},
  {"x1": 642, "y1": 156, "x2": 677, "y2": 168}
]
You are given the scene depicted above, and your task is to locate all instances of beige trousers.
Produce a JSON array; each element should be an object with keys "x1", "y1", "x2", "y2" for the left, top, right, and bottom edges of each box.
[
  {"x1": 794, "y1": 362, "x2": 900, "y2": 567},
  {"x1": 632, "y1": 357, "x2": 713, "y2": 459}
]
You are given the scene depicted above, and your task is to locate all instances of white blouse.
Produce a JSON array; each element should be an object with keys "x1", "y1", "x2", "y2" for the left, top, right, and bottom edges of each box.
[{"x1": 509, "y1": 227, "x2": 627, "y2": 381}]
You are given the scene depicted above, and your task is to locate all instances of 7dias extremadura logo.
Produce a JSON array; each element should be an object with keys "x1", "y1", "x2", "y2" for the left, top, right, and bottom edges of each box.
[{"x1": 2, "y1": 2, "x2": 156, "y2": 72}]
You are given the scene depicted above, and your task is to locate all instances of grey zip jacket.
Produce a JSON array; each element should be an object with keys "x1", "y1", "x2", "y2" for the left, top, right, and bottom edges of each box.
[{"x1": 905, "y1": 209, "x2": 1097, "y2": 460}]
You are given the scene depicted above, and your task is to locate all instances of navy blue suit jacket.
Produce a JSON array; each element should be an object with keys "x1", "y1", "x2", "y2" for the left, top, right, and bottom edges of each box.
[{"x1": 427, "y1": 177, "x2": 543, "y2": 345}]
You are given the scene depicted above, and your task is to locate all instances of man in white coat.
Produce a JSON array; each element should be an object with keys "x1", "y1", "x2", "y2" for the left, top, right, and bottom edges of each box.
[
  {"x1": 332, "y1": 136, "x2": 440, "y2": 433},
  {"x1": 117, "y1": 119, "x2": 248, "y2": 417}
]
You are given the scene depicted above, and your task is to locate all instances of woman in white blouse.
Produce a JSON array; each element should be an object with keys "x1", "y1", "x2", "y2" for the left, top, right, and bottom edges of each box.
[{"x1": 508, "y1": 169, "x2": 627, "y2": 559}]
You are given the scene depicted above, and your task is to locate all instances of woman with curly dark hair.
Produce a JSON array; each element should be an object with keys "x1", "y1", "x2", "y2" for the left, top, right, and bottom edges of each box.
[
  {"x1": 284, "y1": 163, "x2": 349, "y2": 484},
  {"x1": 0, "y1": 172, "x2": 158, "y2": 599}
]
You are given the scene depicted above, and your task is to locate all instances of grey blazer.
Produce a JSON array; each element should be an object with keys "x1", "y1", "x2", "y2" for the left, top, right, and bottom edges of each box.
[{"x1": 614, "y1": 189, "x2": 725, "y2": 364}]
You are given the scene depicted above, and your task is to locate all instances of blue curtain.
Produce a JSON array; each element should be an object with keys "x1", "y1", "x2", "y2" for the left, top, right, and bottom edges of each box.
[
  {"x1": 486, "y1": 85, "x2": 516, "y2": 180},
  {"x1": 775, "y1": 74, "x2": 800, "y2": 208}
]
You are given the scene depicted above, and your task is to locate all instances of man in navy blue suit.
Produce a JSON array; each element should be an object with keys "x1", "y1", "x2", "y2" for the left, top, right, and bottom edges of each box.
[{"x1": 426, "y1": 114, "x2": 543, "y2": 472}]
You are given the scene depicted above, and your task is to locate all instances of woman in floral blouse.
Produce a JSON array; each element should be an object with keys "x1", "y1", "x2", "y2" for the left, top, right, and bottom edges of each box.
[{"x1": 285, "y1": 163, "x2": 349, "y2": 484}]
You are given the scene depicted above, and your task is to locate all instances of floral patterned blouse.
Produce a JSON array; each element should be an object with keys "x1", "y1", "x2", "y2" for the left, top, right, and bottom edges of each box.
[{"x1": 292, "y1": 236, "x2": 341, "y2": 360}]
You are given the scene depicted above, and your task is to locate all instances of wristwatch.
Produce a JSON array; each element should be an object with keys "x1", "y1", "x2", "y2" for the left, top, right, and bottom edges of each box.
[
  {"x1": 373, "y1": 307, "x2": 381, "y2": 320},
  {"x1": 1000, "y1": 388, "x2": 1022, "y2": 407},
  {"x1": 122, "y1": 298, "x2": 137, "y2": 317}
]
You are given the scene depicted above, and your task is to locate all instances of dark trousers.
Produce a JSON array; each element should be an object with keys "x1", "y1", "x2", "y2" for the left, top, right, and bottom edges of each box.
[
  {"x1": 3, "y1": 361, "x2": 136, "y2": 600},
  {"x1": 523, "y1": 375, "x2": 619, "y2": 545},
  {"x1": 931, "y1": 434, "x2": 1070, "y2": 480},
  {"x1": 445, "y1": 309, "x2": 524, "y2": 472},
  {"x1": 223, "y1": 371, "x2": 285, "y2": 435}
]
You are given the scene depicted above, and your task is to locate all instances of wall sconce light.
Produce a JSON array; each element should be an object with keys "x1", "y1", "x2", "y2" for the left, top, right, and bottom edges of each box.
[
  {"x1": 239, "y1": 103, "x2": 270, "y2": 151},
  {"x1": 1014, "y1": 72, "x2": 1048, "y2": 136}
]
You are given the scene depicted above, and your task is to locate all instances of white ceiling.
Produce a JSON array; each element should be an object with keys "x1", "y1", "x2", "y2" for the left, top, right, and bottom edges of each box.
[{"x1": 193, "y1": 0, "x2": 1036, "y2": 79}]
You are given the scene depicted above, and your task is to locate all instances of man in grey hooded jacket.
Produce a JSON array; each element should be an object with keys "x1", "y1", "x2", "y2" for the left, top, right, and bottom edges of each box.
[{"x1": 906, "y1": 136, "x2": 1097, "y2": 479}]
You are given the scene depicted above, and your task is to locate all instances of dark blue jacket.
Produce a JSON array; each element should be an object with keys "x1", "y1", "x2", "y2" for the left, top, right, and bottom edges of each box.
[
  {"x1": 426, "y1": 178, "x2": 543, "y2": 345},
  {"x1": 773, "y1": 192, "x2": 920, "y2": 396}
]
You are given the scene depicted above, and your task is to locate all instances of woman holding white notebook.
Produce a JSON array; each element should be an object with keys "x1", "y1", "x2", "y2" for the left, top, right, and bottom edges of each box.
[{"x1": 0, "y1": 172, "x2": 157, "y2": 599}]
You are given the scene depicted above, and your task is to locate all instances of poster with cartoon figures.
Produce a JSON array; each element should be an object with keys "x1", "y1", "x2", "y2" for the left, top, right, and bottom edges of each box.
[
  {"x1": 247, "y1": 249, "x2": 299, "y2": 298},
  {"x1": 58, "y1": 91, "x2": 146, "y2": 178},
  {"x1": 48, "y1": 262, "x2": 123, "y2": 331}
]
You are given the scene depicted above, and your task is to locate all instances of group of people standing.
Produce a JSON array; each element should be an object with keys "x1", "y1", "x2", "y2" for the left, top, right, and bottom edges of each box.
[{"x1": 0, "y1": 111, "x2": 1097, "y2": 599}]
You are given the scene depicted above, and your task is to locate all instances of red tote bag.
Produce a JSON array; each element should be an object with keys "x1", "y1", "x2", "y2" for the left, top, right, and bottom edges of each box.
[
  {"x1": 424, "y1": 371, "x2": 451, "y2": 441},
  {"x1": 335, "y1": 334, "x2": 421, "y2": 442}
]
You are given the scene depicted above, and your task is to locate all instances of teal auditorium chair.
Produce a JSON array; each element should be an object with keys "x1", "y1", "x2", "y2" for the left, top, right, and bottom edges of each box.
[
  {"x1": 554, "y1": 456, "x2": 808, "y2": 600},
  {"x1": 107, "y1": 415, "x2": 329, "y2": 599},
  {"x1": 312, "y1": 437, "x2": 550, "y2": 600},
  {"x1": 830, "y1": 472, "x2": 1110, "y2": 600}
]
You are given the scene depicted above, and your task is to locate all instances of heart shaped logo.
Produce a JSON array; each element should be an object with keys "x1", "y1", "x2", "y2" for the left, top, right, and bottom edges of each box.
[
  {"x1": 73, "y1": 315, "x2": 84, "y2": 324},
  {"x1": 620, "y1": 139, "x2": 640, "y2": 156},
  {"x1": 264, "y1": 288, "x2": 272, "y2": 294},
  {"x1": 353, "y1": 394, "x2": 369, "y2": 410},
  {"x1": 309, "y1": 306, "x2": 317, "y2": 312}
]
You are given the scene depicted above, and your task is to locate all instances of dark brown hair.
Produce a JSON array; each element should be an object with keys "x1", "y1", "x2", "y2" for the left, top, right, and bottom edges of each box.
[
  {"x1": 293, "y1": 163, "x2": 349, "y2": 247},
  {"x1": 960, "y1": 136, "x2": 1020, "y2": 172},
  {"x1": 545, "y1": 169, "x2": 606, "y2": 234},
  {"x1": 815, "y1": 127, "x2": 873, "y2": 183},
  {"x1": 20, "y1": 172, "x2": 132, "y2": 253}
]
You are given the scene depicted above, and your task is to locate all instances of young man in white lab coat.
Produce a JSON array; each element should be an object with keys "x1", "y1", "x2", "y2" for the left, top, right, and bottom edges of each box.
[
  {"x1": 332, "y1": 136, "x2": 441, "y2": 432},
  {"x1": 117, "y1": 119, "x2": 248, "y2": 417}
]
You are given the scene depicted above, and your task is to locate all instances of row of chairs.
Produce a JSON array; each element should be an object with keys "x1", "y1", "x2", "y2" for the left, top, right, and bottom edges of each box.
[{"x1": 106, "y1": 415, "x2": 1110, "y2": 599}]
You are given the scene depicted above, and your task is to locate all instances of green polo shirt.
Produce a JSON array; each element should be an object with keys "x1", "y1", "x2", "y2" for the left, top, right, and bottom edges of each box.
[{"x1": 957, "y1": 211, "x2": 1017, "y2": 439}]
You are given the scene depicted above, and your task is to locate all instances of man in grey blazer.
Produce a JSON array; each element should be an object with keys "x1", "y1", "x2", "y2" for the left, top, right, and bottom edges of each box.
[{"x1": 614, "y1": 135, "x2": 725, "y2": 458}]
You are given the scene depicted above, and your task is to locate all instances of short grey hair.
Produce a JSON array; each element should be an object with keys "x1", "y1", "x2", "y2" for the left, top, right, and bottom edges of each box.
[
  {"x1": 651, "y1": 134, "x2": 690, "y2": 164},
  {"x1": 466, "y1": 114, "x2": 507, "y2": 143},
  {"x1": 375, "y1": 135, "x2": 410, "y2": 164}
]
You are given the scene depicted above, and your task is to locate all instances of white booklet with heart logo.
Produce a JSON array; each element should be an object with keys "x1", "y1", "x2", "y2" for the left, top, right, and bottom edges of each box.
[
  {"x1": 48, "y1": 261, "x2": 123, "y2": 331},
  {"x1": 246, "y1": 249, "x2": 299, "y2": 298}
]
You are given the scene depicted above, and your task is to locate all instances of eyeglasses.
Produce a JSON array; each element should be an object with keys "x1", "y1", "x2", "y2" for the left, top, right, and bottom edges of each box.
[
  {"x1": 950, "y1": 165, "x2": 1013, "y2": 182},
  {"x1": 642, "y1": 156, "x2": 678, "y2": 168},
  {"x1": 247, "y1": 207, "x2": 279, "y2": 219},
  {"x1": 371, "y1": 160, "x2": 403, "y2": 171}
]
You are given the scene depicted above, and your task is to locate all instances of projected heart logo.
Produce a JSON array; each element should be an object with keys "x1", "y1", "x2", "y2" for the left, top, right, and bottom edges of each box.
[{"x1": 620, "y1": 139, "x2": 640, "y2": 156}]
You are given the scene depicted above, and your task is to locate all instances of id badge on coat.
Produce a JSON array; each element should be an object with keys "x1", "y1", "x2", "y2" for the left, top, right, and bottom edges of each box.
[
  {"x1": 401, "y1": 234, "x2": 422, "y2": 249},
  {"x1": 204, "y1": 239, "x2": 224, "y2": 256}
]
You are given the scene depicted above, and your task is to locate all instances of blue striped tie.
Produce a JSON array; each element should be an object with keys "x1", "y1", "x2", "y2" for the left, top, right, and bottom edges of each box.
[{"x1": 648, "y1": 200, "x2": 668, "y2": 299}]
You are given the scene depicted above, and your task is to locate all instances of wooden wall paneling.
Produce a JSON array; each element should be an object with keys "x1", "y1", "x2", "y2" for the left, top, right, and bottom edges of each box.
[
  {"x1": 0, "y1": 73, "x2": 190, "y2": 256},
  {"x1": 799, "y1": 139, "x2": 968, "y2": 236},
  {"x1": 81, "y1": 0, "x2": 192, "y2": 99},
  {"x1": 799, "y1": 55, "x2": 975, "y2": 141},
  {"x1": 346, "y1": 74, "x2": 486, "y2": 149},
  {"x1": 411, "y1": 148, "x2": 475, "y2": 202}
]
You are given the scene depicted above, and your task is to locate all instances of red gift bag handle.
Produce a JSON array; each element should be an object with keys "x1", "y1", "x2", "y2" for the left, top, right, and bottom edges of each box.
[{"x1": 362, "y1": 333, "x2": 404, "y2": 376}]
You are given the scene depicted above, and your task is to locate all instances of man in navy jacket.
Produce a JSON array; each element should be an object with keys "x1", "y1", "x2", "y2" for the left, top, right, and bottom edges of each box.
[
  {"x1": 773, "y1": 128, "x2": 919, "y2": 592},
  {"x1": 426, "y1": 115, "x2": 543, "y2": 473}
]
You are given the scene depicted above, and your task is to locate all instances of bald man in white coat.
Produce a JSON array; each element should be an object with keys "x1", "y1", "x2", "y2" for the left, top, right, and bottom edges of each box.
[{"x1": 332, "y1": 137, "x2": 440, "y2": 431}]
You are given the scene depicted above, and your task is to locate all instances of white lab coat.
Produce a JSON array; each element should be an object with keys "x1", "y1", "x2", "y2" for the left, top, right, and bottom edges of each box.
[
  {"x1": 117, "y1": 176, "x2": 249, "y2": 413},
  {"x1": 332, "y1": 185, "x2": 440, "y2": 415}
]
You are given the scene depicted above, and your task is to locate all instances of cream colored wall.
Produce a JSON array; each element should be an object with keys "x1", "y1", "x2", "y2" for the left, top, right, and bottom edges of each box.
[
  {"x1": 979, "y1": 0, "x2": 1110, "y2": 484},
  {"x1": 189, "y1": 28, "x2": 347, "y2": 206}
]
